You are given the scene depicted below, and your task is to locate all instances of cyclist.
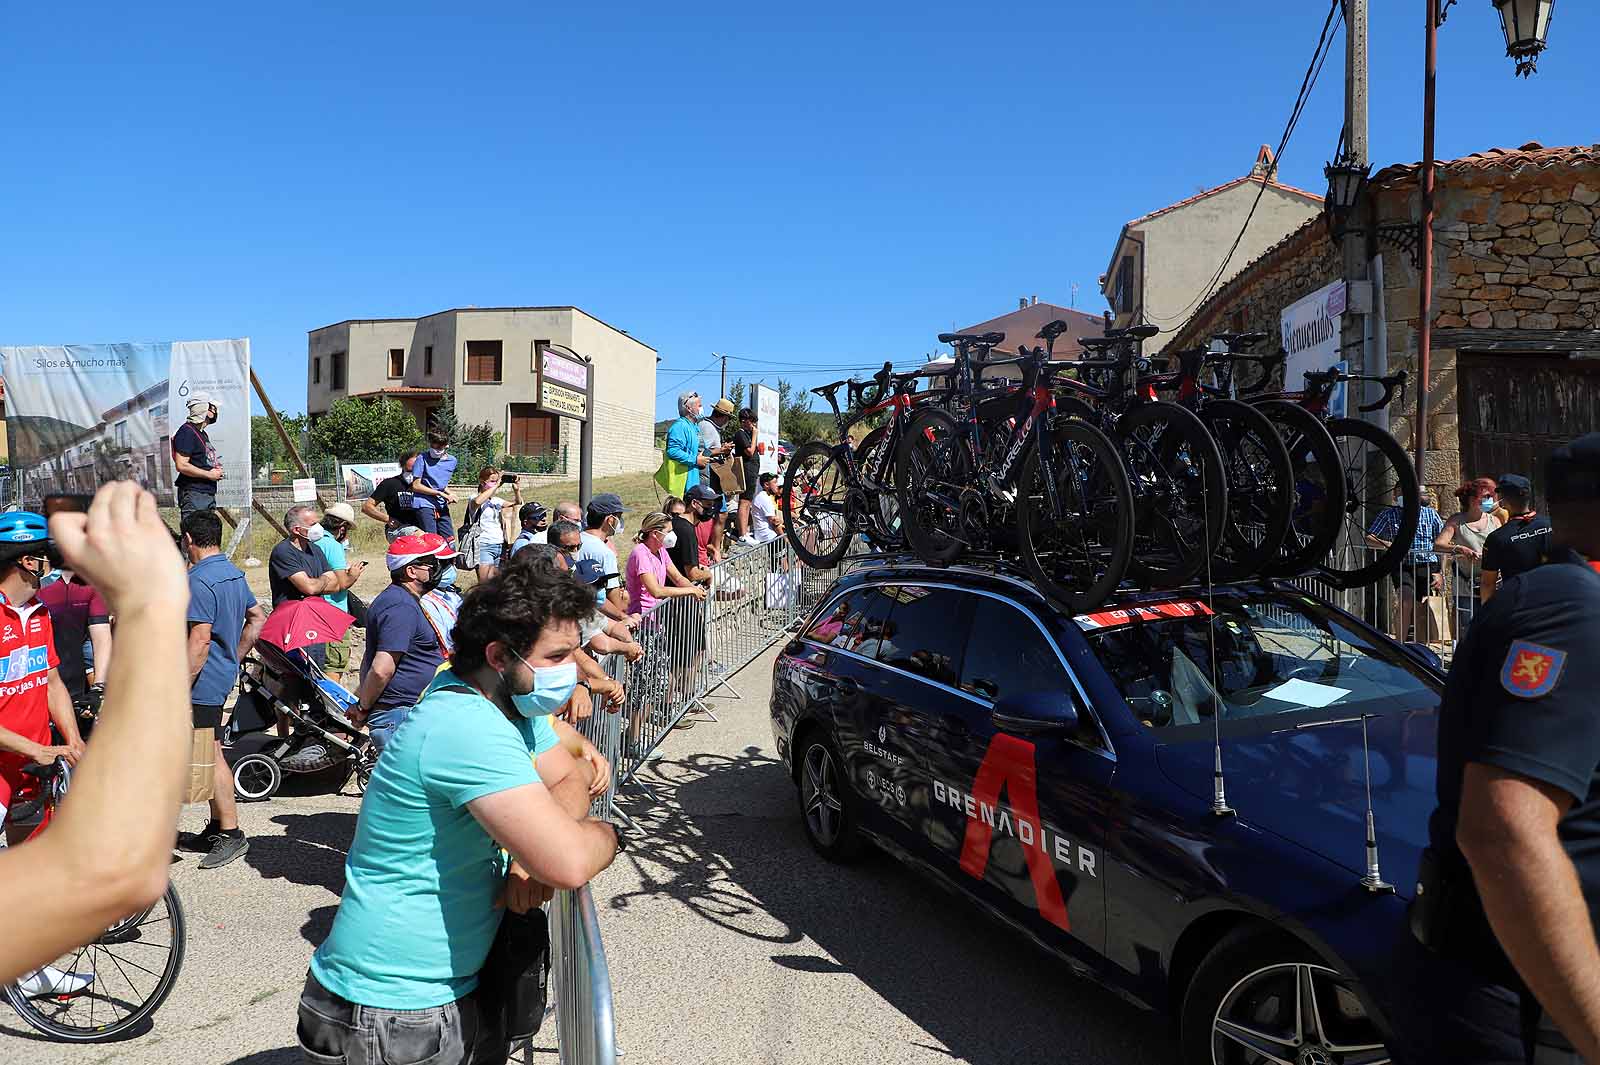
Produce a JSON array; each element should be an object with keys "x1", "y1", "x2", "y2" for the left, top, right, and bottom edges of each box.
[{"x1": 0, "y1": 511, "x2": 91, "y2": 997}]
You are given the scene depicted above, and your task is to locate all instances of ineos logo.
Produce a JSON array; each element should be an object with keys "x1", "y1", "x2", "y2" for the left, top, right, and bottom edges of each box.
[{"x1": 877, "y1": 725, "x2": 886, "y2": 744}]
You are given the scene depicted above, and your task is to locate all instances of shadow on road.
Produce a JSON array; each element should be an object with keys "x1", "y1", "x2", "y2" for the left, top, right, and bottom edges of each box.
[
  {"x1": 613, "y1": 745, "x2": 1177, "y2": 1064},
  {"x1": 223, "y1": 1048, "x2": 301, "y2": 1065},
  {"x1": 244, "y1": 811, "x2": 355, "y2": 897}
]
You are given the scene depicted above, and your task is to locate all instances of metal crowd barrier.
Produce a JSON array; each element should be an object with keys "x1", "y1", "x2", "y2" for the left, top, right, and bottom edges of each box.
[
  {"x1": 1289, "y1": 548, "x2": 1485, "y2": 660},
  {"x1": 548, "y1": 884, "x2": 616, "y2": 1065}
]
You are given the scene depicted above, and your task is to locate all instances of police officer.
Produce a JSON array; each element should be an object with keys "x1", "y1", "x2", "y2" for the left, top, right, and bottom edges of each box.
[
  {"x1": 1480, "y1": 472, "x2": 1554, "y2": 601},
  {"x1": 1395, "y1": 433, "x2": 1600, "y2": 1065}
]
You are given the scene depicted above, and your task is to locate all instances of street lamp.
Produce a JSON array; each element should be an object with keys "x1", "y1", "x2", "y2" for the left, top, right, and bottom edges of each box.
[
  {"x1": 1494, "y1": 0, "x2": 1556, "y2": 77},
  {"x1": 1323, "y1": 156, "x2": 1371, "y2": 242}
]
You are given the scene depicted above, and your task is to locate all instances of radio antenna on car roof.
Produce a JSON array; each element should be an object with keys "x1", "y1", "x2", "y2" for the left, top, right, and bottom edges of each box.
[
  {"x1": 1357, "y1": 712, "x2": 1394, "y2": 893},
  {"x1": 1200, "y1": 461, "x2": 1234, "y2": 819}
]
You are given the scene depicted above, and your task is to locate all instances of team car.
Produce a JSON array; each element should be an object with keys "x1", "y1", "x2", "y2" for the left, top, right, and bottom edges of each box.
[{"x1": 771, "y1": 559, "x2": 1445, "y2": 1065}]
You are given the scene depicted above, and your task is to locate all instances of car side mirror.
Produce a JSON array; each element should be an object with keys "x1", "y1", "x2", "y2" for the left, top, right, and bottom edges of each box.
[
  {"x1": 1403, "y1": 641, "x2": 1443, "y2": 671},
  {"x1": 992, "y1": 691, "x2": 1080, "y2": 735}
]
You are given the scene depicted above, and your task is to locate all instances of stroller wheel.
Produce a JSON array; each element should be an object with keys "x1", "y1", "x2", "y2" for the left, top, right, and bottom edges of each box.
[
  {"x1": 233, "y1": 753, "x2": 282, "y2": 803},
  {"x1": 349, "y1": 745, "x2": 376, "y2": 795}
]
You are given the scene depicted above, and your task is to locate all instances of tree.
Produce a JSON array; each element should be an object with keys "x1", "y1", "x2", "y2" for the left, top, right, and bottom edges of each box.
[
  {"x1": 726, "y1": 377, "x2": 747, "y2": 411},
  {"x1": 776, "y1": 378, "x2": 830, "y2": 445},
  {"x1": 430, "y1": 389, "x2": 500, "y2": 480},
  {"x1": 309, "y1": 396, "x2": 424, "y2": 465}
]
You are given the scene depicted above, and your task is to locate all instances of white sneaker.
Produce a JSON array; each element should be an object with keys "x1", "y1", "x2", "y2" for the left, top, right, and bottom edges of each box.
[
  {"x1": 738, "y1": 535, "x2": 758, "y2": 546},
  {"x1": 16, "y1": 965, "x2": 95, "y2": 997}
]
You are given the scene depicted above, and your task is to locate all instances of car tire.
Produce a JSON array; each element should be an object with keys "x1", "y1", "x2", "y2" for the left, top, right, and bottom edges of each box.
[
  {"x1": 795, "y1": 732, "x2": 865, "y2": 862},
  {"x1": 1180, "y1": 926, "x2": 1389, "y2": 1065}
]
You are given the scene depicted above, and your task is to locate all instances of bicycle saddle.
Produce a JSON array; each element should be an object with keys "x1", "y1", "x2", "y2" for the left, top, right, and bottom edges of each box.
[
  {"x1": 937, "y1": 331, "x2": 1006, "y2": 347},
  {"x1": 1107, "y1": 324, "x2": 1159, "y2": 340},
  {"x1": 1211, "y1": 331, "x2": 1267, "y2": 348},
  {"x1": 1035, "y1": 319, "x2": 1072, "y2": 342},
  {"x1": 811, "y1": 379, "x2": 849, "y2": 397}
]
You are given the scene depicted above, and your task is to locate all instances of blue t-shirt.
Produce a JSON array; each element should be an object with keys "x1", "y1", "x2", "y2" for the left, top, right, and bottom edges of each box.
[
  {"x1": 313, "y1": 535, "x2": 350, "y2": 612},
  {"x1": 187, "y1": 554, "x2": 257, "y2": 706},
  {"x1": 414, "y1": 452, "x2": 458, "y2": 513},
  {"x1": 576, "y1": 532, "x2": 620, "y2": 606},
  {"x1": 360, "y1": 584, "x2": 443, "y2": 713},
  {"x1": 309, "y1": 684, "x2": 539, "y2": 1008}
]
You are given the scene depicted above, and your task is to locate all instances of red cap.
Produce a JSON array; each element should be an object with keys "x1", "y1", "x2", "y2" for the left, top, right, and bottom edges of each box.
[{"x1": 386, "y1": 533, "x2": 460, "y2": 571}]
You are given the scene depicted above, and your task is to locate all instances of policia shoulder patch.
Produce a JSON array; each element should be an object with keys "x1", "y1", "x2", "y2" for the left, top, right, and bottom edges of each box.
[{"x1": 1500, "y1": 640, "x2": 1567, "y2": 699}]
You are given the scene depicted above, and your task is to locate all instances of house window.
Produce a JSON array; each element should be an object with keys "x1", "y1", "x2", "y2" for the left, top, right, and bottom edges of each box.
[
  {"x1": 1115, "y1": 258, "x2": 1136, "y2": 314},
  {"x1": 331, "y1": 351, "x2": 347, "y2": 391},
  {"x1": 313, "y1": 357, "x2": 321, "y2": 385},
  {"x1": 424, "y1": 345, "x2": 434, "y2": 376},
  {"x1": 466, "y1": 340, "x2": 503, "y2": 383},
  {"x1": 388, "y1": 348, "x2": 404, "y2": 378},
  {"x1": 508, "y1": 404, "x2": 558, "y2": 455}
]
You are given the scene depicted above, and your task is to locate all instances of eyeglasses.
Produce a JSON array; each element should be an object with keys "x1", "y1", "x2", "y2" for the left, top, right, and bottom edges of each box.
[{"x1": 557, "y1": 542, "x2": 580, "y2": 554}]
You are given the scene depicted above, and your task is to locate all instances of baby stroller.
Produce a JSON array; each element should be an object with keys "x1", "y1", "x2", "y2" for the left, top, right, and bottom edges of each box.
[{"x1": 228, "y1": 642, "x2": 375, "y2": 802}]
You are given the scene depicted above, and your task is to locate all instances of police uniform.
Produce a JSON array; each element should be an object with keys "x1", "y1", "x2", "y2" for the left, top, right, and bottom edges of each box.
[
  {"x1": 1394, "y1": 440, "x2": 1600, "y2": 1065},
  {"x1": 1482, "y1": 474, "x2": 1554, "y2": 584}
]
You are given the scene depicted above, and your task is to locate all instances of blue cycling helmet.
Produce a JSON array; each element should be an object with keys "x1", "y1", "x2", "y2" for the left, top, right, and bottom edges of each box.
[{"x1": 0, "y1": 511, "x2": 51, "y2": 566}]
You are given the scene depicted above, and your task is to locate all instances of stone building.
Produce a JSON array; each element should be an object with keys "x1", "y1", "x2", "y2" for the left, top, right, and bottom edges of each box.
[
  {"x1": 1164, "y1": 141, "x2": 1600, "y2": 497},
  {"x1": 306, "y1": 306, "x2": 659, "y2": 478}
]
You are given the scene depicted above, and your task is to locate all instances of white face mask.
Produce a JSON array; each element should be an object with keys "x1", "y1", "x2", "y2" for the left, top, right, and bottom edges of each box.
[
  {"x1": 611, "y1": 516, "x2": 625, "y2": 537},
  {"x1": 301, "y1": 523, "x2": 326, "y2": 543},
  {"x1": 663, "y1": 530, "x2": 679, "y2": 550}
]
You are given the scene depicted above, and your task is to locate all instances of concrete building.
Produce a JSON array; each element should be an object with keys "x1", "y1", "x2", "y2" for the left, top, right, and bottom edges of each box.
[
  {"x1": 1100, "y1": 146, "x2": 1322, "y2": 351},
  {"x1": 307, "y1": 306, "x2": 659, "y2": 477}
]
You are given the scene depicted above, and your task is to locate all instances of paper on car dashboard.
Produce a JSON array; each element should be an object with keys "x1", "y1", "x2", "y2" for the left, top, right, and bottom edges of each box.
[{"x1": 1260, "y1": 678, "x2": 1350, "y2": 708}]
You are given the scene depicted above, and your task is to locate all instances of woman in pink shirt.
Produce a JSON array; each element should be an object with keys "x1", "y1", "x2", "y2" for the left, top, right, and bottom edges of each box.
[{"x1": 625, "y1": 512, "x2": 705, "y2": 616}]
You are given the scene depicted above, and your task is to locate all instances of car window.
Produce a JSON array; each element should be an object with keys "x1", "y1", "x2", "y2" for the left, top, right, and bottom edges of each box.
[
  {"x1": 804, "y1": 587, "x2": 895, "y2": 654},
  {"x1": 1081, "y1": 593, "x2": 1439, "y2": 730},
  {"x1": 960, "y1": 598, "x2": 1069, "y2": 702},
  {"x1": 878, "y1": 585, "x2": 968, "y2": 686}
]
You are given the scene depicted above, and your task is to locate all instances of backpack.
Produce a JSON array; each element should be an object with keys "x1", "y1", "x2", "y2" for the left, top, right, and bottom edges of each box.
[{"x1": 457, "y1": 519, "x2": 481, "y2": 569}]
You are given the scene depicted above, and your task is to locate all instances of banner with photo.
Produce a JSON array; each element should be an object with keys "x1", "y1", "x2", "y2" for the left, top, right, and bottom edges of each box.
[{"x1": 1, "y1": 339, "x2": 251, "y2": 510}]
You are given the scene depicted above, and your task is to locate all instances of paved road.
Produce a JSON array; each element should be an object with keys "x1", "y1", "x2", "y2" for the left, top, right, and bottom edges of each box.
[{"x1": 1, "y1": 645, "x2": 1177, "y2": 1064}]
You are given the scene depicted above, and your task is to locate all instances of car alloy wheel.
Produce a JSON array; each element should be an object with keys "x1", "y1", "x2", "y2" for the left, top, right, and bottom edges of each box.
[
  {"x1": 1212, "y1": 961, "x2": 1388, "y2": 1065},
  {"x1": 802, "y1": 743, "x2": 843, "y2": 847}
]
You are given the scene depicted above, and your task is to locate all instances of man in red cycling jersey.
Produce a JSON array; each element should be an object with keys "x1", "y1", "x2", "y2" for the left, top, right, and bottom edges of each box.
[
  {"x1": 0, "y1": 512, "x2": 85, "y2": 832},
  {"x1": 0, "y1": 511, "x2": 90, "y2": 996}
]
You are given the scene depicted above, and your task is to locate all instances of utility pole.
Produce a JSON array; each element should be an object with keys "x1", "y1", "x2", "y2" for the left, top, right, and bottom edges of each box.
[
  {"x1": 717, "y1": 352, "x2": 727, "y2": 400},
  {"x1": 1343, "y1": 0, "x2": 1371, "y2": 386}
]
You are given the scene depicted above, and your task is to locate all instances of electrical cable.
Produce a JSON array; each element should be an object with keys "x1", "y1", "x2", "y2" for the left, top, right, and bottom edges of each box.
[{"x1": 1144, "y1": 0, "x2": 1344, "y2": 329}]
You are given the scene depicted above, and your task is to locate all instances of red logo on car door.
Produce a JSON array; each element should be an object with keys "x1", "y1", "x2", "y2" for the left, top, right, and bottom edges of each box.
[{"x1": 957, "y1": 734, "x2": 1070, "y2": 932}]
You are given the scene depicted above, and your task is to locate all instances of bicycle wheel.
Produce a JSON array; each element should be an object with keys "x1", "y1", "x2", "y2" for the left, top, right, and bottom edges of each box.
[
  {"x1": 1196, "y1": 399, "x2": 1293, "y2": 581},
  {"x1": 1114, "y1": 402, "x2": 1228, "y2": 588},
  {"x1": 1253, "y1": 400, "x2": 1347, "y2": 577},
  {"x1": 782, "y1": 441, "x2": 854, "y2": 568},
  {"x1": 1016, "y1": 419, "x2": 1135, "y2": 614},
  {"x1": 894, "y1": 406, "x2": 976, "y2": 564},
  {"x1": 6, "y1": 882, "x2": 186, "y2": 1042},
  {"x1": 854, "y1": 425, "x2": 901, "y2": 546},
  {"x1": 1321, "y1": 417, "x2": 1420, "y2": 587}
]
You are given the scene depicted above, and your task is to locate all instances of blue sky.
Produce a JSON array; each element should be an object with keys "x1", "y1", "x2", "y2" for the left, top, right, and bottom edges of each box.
[{"x1": 1, "y1": 1, "x2": 1594, "y2": 423}]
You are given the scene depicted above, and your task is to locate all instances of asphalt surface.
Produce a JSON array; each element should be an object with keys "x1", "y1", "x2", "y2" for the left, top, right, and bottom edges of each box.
[{"x1": 1, "y1": 644, "x2": 1177, "y2": 1064}]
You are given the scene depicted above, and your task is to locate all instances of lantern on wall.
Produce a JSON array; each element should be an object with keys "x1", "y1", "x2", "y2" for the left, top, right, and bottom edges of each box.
[
  {"x1": 1493, "y1": 0, "x2": 1555, "y2": 77},
  {"x1": 1323, "y1": 155, "x2": 1370, "y2": 243}
]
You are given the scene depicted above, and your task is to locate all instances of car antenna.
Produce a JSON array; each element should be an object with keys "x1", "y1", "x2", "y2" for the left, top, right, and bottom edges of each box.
[
  {"x1": 1357, "y1": 712, "x2": 1394, "y2": 893},
  {"x1": 1200, "y1": 448, "x2": 1234, "y2": 818}
]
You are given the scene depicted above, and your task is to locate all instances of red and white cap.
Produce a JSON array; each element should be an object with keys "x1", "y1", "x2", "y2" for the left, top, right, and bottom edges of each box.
[{"x1": 386, "y1": 532, "x2": 461, "y2": 571}]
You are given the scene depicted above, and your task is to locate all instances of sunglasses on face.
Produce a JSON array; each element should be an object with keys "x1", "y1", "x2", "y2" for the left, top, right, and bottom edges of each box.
[{"x1": 557, "y1": 542, "x2": 580, "y2": 554}]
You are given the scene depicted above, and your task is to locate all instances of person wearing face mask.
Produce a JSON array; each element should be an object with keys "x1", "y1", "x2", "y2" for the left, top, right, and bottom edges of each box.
[
  {"x1": 350, "y1": 534, "x2": 455, "y2": 751},
  {"x1": 625, "y1": 512, "x2": 707, "y2": 616},
  {"x1": 297, "y1": 564, "x2": 620, "y2": 1065},
  {"x1": 1481, "y1": 473, "x2": 1554, "y2": 603},
  {"x1": 412, "y1": 432, "x2": 460, "y2": 541},
  {"x1": 268, "y1": 505, "x2": 366, "y2": 671},
  {"x1": 171, "y1": 393, "x2": 226, "y2": 522},
  {"x1": 312, "y1": 502, "x2": 361, "y2": 682},
  {"x1": 1367, "y1": 486, "x2": 1445, "y2": 642},
  {"x1": 578, "y1": 493, "x2": 631, "y2": 617},
  {"x1": 362, "y1": 451, "x2": 427, "y2": 533},
  {"x1": 1436, "y1": 478, "x2": 1503, "y2": 637}
]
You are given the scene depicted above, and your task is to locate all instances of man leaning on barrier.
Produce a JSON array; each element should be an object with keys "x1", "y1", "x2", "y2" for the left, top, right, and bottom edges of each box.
[{"x1": 299, "y1": 563, "x2": 620, "y2": 1065}]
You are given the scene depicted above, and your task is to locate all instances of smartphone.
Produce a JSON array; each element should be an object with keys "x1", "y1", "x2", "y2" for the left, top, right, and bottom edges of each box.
[
  {"x1": 43, "y1": 494, "x2": 92, "y2": 517},
  {"x1": 500, "y1": 473, "x2": 517, "y2": 485}
]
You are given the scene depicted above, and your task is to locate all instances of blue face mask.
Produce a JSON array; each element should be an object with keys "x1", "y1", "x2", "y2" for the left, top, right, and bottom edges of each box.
[
  {"x1": 435, "y1": 563, "x2": 457, "y2": 589},
  {"x1": 501, "y1": 653, "x2": 578, "y2": 719},
  {"x1": 1481, "y1": 497, "x2": 1497, "y2": 514}
]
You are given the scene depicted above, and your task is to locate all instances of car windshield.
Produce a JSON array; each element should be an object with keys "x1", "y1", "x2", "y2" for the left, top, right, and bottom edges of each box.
[{"x1": 1079, "y1": 593, "x2": 1439, "y2": 731}]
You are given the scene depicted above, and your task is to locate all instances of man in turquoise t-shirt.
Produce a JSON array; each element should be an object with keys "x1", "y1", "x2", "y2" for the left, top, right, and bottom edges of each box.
[{"x1": 298, "y1": 564, "x2": 618, "y2": 1065}]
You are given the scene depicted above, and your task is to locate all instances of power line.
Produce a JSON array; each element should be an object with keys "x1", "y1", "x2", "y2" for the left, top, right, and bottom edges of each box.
[
  {"x1": 1145, "y1": 0, "x2": 1343, "y2": 330},
  {"x1": 655, "y1": 355, "x2": 719, "y2": 397}
]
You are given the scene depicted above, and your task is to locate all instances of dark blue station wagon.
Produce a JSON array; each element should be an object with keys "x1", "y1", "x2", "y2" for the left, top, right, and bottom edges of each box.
[{"x1": 770, "y1": 560, "x2": 1445, "y2": 1065}]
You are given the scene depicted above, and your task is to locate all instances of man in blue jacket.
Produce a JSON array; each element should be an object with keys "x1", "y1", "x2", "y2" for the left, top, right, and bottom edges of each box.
[{"x1": 665, "y1": 391, "x2": 709, "y2": 491}]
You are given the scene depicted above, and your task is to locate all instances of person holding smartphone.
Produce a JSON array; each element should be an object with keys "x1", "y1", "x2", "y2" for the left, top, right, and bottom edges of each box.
[{"x1": 467, "y1": 468, "x2": 520, "y2": 581}]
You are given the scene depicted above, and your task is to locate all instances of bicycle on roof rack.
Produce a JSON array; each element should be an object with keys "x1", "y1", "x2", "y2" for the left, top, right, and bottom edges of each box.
[
  {"x1": 893, "y1": 329, "x2": 1135, "y2": 613},
  {"x1": 1218, "y1": 345, "x2": 1419, "y2": 588},
  {"x1": 1040, "y1": 323, "x2": 1230, "y2": 588},
  {"x1": 2, "y1": 757, "x2": 185, "y2": 1042},
  {"x1": 782, "y1": 359, "x2": 951, "y2": 569},
  {"x1": 1149, "y1": 334, "x2": 1297, "y2": 580}
]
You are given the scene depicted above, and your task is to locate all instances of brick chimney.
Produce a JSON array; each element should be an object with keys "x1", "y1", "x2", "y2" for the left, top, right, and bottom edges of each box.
[{"x1": 1251, "y1": 144, "x2": 1277, "y2": 181}]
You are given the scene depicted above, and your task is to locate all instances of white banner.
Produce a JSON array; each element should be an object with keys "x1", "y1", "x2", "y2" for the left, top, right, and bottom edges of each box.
[
  {"x1": 2, "y1": 339, "x2": 251, "y2": 510},
  {"x1": 1280, "y1": 281, "x2": 1347, "y2": 418},
  {"x1": 752, "y1": 383, "x2": 780, "y2": 476},
  {"x1": 169, "y1": 339, "x2": 252, "y2": 509}
]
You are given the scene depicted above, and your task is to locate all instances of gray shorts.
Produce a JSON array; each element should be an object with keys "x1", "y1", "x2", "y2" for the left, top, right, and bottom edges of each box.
[{"x1": 297, "y1": 969, "x2": 507, "y2": 1065}]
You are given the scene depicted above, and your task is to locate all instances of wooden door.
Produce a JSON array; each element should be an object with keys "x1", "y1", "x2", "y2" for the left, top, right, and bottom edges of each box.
[{"x1": 1457, "y1": 354, "x2": 1600, "y2": 494}]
